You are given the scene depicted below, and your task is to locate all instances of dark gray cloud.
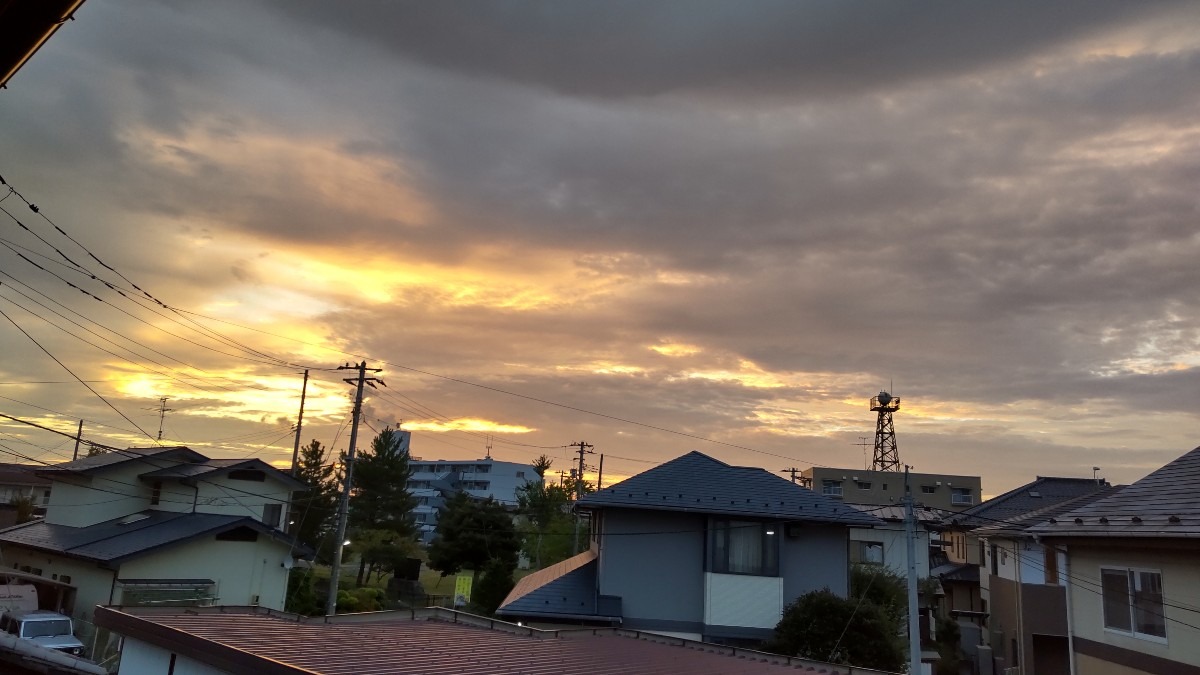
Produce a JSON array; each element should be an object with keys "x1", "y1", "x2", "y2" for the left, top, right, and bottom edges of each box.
[{"x1": 267, "y1": 0, "x2": 1193, "y2": 98}]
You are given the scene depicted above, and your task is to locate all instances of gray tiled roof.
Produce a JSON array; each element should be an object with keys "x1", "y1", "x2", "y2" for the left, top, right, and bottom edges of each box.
[
  {"x1": 38, "y1": 447, "x2": 206, "y2": 475},
  {"x1": 139, "y1": 458, "x2": 308, "y2": 490},
  {"x1": 1032, "y1": 446, "x2": 1200, "y2": 539},
  {"x1": 949, "y1": 476, "x2": 1110, "y2": 528},
  {"x1": 0, "y1": 510, "x2": 304, "y2": 563},
  {"x1": 580, "y1": 451, "x2": 881, "y2": 527},
  {"x1": 971, "y1": 487, "x2": 1122, "y2": 538},
  {"x1": 846, "y1": 503, "x2": 944, "y2": 525}
]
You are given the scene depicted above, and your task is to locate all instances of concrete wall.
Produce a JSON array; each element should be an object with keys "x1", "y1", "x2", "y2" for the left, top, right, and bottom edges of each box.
[
  {"x1": 118, "y1": 639, "x2": 230, "y2": 675},
  {"x1": 1067, "y1": 544, "x2": 1200, "y2": 671},
  {"x1": 597, "y1": 508, "x2": 704, "y2": 631},
  {"x1": 783, "y1": 524, "x2": 849, "y2": 600},
  {"x1": 117, "y1": 534, "x2": 293, "y2": 610}
]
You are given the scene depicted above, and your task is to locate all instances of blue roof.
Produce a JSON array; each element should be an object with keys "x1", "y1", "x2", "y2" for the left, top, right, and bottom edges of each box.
[
  {"x1": 496, "y1": 550, "x2": 613, "y2": 620},
  {"x1": 0, "y1": 510, "x2": 309, "y2": 564},
  {"x1": 580, "y1": 451, "x2": 880, "y2": 527}
]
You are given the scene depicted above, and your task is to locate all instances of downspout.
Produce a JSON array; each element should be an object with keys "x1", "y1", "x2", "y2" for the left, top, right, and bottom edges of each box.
[{"x1": 1061, "y1": 543, "x2": 1076, "y2": 675}]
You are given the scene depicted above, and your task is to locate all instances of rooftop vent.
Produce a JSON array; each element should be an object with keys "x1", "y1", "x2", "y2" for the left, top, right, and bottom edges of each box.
[
  {"x1": 1074, "y1": 518, "x2": 1083, "y2": 525},
  {"x1": 1169, "y1": 515, "x2": 1181, "y2": 524},
  {"x1": 1028, "y1": 491, "x2": 1042, "y2": 498},
  {"x1": 1131, "y1": 517, "x2": 1143, "y2": 524},
  {"x1": 1099, "y1": 517, "x2": 1109, "y2": 524}
]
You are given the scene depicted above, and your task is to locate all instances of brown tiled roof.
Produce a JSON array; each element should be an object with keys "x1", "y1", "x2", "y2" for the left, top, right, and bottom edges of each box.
[{"x1": 96, "y1": 606, "x2": 890, "y2": 675}]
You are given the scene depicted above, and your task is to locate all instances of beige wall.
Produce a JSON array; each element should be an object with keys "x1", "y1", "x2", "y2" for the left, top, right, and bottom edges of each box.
[
  {"x1": 1067, "y1": 544, "x2": 1200, "y2": 669},
  {"x1": 0, "y1": 546, "x2": 116, "y2": 622},
  {"x1": 801, "y1": 467, "x2": 982, "y2": 512},
  {"x1": 45, "y1": 468, "x2": 153, "y2": 527},
  {"x1": 1075, "y1": 652, "x2": 1153, "y2": 675}
]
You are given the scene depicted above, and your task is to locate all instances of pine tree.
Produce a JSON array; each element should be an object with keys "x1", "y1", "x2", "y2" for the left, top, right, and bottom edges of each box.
[
  {"x1": 348, "y1": 426, "x2": 417, "y2": 586},
  {"x1": 292, "y1": 439, "x2": 337, "y2": 563}
]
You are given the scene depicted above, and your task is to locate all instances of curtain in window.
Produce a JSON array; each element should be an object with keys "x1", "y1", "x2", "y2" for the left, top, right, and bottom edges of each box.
[{"x1": 727, "y1": 521, "x2": 763, "y2": 574}]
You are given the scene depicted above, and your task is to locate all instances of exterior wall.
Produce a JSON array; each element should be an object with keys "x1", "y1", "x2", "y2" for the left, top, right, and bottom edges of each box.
[
  {"x1": 45, "y1": 467, "x2": 153, "y2": 527},
  {"x1": 117, "y1": 639, "x2": 230, "y2": 675},
  {"x1": 0, "y1": 546, "x2": 114, "y2": 622},
  {"x1": 117, "y1": 534, "x2": 293, "y2": 610},
  {"x1": 1067, "y1": 544, "x2": 1200, "y2": 672},
  {"x1": 596, "y1": 508, "x2": 705, "y2": 632},
  {"x1": 849, "y1": 523, "x2": 931, "y2": 578},
  {"x1": 187, "y1": 476, "x2": 291, "y2": 525},
  {"x1": 803, "y1": 467, "x2": 982, "y2": 512},
  {"x1": 783, "y1": 524, "x2": 849, "y2": 600},
  {"x1": 947, "y1": 530, "x2": 982, "y2": 565}
]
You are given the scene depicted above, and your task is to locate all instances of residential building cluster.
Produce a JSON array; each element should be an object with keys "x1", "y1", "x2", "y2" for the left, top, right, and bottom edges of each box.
[{"x1": 1, "y1": 438, "x2": 1198, "y2": 675}]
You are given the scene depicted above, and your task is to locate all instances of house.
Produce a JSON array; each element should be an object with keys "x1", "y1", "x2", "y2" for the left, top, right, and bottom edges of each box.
[
  {"x1": 93, "y1": 605, "x2": 898, "y2": 675},
  {"x1": 0, "y1": 446, "x2": 310, "y2": 629},
  {"x1": 939, "y1": 476, "x2": 1113, "y2": 675},
  {"x1": 497, "y1": 451, "x2": 881, "y2": 644},
  {"x1": 845, "y1": 503, "x2": 944, "y2": 579},
  {"x1": 801, "y1": 466, "x2": 983, "y2": 512},
  {"x1": 0, "y1": 462, "x2": 52, "y2": 527},
  {"x1": 407, "y1": 446, "x2": 538, "y2": 544},
  {"x1": 1031, "y1": 446, "x2": 1200, "y2": 675}
]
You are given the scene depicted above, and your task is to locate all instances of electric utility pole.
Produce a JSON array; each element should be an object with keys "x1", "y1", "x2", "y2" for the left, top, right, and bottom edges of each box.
[
  {"x1": 570, "y1": 440, "x2": 594, "y2": 555},
  {"x1": 285, "y1": 369, "x2": 310, "y2": 535},
  {"x1": 325, "y1": 361, "x2": 383, "y2": 616},
  {"x1": 155, "y1": 397, "x2": 172, "y2": 441},
  {"x1": 780, "y1": 467, "x2": 802, "y2": 484},
  {"x1": 904, "y1": 465, "x2": 921, "y2": 675},
  {"x1": 71, "y1": 420, "x2": 83, "y2": 461}
]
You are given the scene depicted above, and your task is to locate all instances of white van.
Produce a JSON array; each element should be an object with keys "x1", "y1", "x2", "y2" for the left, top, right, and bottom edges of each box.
[{"x1": 1, "y1": 609, "x2": 86, "y2": 656}]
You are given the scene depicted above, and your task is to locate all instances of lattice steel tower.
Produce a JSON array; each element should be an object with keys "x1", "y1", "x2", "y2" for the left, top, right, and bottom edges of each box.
[{"x1": 870, "y1": 391, "x2": 901, "y2": 472}]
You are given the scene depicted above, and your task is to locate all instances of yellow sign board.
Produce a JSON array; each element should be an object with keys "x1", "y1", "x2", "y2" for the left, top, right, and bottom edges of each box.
[{"x1": 454, "y1": 574, "x2": 472, "y2": 607}]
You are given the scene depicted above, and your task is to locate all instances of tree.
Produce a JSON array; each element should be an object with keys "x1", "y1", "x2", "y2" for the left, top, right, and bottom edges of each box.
[
  {"x1": 347, "y1": 427, "x2": 417, "y2": 586},
  {"x1": 427, "y1": 493, "x2": 520, "y2": 578},
  {"x1": 851, "y1": 563, "x2": 907, "y2": 629},
  {"x1": 766, "y1": 588, "x2": 906, "y2": 672},
  {"x1": 515, "y1": 480, "x2": 570, "y2": 568},
  {"x1": 531, "y1": 454, "x2": 553, "y2": 478},
  {"x1": 292, "y1": 439, "x2": 337, "y2": 563},
  {"x1": 473, "y1": 557, "x2": 516, "y2": 616},
  {"x1": 10, "y1": 494, "x2": 36, "y2": 524}
]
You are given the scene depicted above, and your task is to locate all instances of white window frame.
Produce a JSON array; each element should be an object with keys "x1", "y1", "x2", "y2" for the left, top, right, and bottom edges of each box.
[
  {"x1": 822, "y1": 480, "x2": 843, "y2": 497},
  {"x1": 1100, "y1": 565, "x2": 1168, "y2": 644}
]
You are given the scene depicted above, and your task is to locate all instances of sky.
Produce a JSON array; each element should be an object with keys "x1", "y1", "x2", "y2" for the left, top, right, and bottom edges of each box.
[{"x1": 1, "y1": 1, "x2": 1199, "y2": 496}]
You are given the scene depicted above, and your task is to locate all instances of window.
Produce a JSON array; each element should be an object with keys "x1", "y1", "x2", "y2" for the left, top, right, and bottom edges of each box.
[
  {"x1": 711, "y1": 519, "x2": 779, "y2": 577},
  {"x1": 516, "y1": 471, "x2": 526, "y2": 478},
  {"x1": 951, "y1": 487, "x2": 973, "y2": 505},
  {"x1": 59, "y1": 575, "x2": 71, "y2": 585},
  {"x1": 216, "y1": 527, "x2": 259, "y2": 542},
  {"x1": 150, "y1": 481, "x2": 162, "y2": 506},
  {"x1": 228, "y1": 469, "x2": 266, "y2": 482},
  {"x1": 262, "y1": 503, "x2": 282, "y2": 528},
  {"x1": 475, "y1": 464, "x2": 490, "y2": 474},
  {"x1": 921, "y1": 485, "x2": 937, "y2": 494},
  {"x1": 1103, "y1": 567, "x2": 1166, "y2": 640},
  {"x1": 41, "y1": 490, "x2": 50, "y2": 506},
  {"x1": 1044, "y1": 548, "x2": 1059, "y2": 585},
  {"x1": 851, "y1": 541, "x2": 884, "y2": 565},
  {"x1": 822, "y1": 480, "x2": 843, "y2": 497},
  {"x1": 855, "y1": 481, "x2": 872, "y2": 490}
]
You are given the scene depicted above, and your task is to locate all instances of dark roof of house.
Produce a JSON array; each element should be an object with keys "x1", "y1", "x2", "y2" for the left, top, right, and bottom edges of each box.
[
  {"x1": 0, "y1": 463, "x2": 50, "y2": 487},
  {"x1": 0, "y1": 0, "x2": 87, "y2": 88},
  {"x1": 846, "y1": 503, "x2": 945, "y2": 525},
  {"x1": 1032, "y1": 446, "x2": 1200, "y2": 540},
  {"x1": 497, "y1": 550, "x2": 611, "y2": 621},
  {"x1": 37, "y1": 447, "x2": 207, "y2": 477},
  {"x1": 971, "y1": 487, "x2": 1123, "y2": 538},
  {"x1": 579, "y1": 451, "x2": 880, "y2": 527},
  {"x1": 948, "y1": 476, "x2": 1111, "y2": 529},
  {"x1": 0, "y1": 510, "x2": 309, "y2": 565},
  {"x1": 94, "y1": 606, "x2": 894, "y2": 675},
  {"x1": 931, "y1": 562, "x2": 979, "y2": 584},
  {"x1": 138, "y1": 458, "x2": 308, "y2": 491}
]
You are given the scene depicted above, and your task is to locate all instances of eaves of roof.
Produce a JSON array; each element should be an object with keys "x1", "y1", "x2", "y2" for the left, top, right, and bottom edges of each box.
[{"x1": 0, "y1": 0, "x2": 87, "y2": 89}]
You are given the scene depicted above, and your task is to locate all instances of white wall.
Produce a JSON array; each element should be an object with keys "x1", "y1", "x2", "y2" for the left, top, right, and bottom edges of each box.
[
  {"x1": 704, "y1": 572, "x2": 783, "y2": 629},
  {"x1": 45, "y1": 469, "x2": 152, "y2": 527},
  {"x1": 188, "y1": 476, "x2": 291, "y2": 524},
  {"x1": 850, "y1": 523, "x2": 932, "y2": 578},
  {"x1": 117, "y1": 534, "x2": 293, "y2": 610},
  {"x1": 118, "y1": 639, "x2": 230, "y2": 675},
  {"x1": 0, "y1": 547, "x2": 115, "y2": 622}
]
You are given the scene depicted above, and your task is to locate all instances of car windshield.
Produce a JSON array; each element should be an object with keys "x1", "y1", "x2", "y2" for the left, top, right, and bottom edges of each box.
[{"x1": 22, "y1": 619, "x2": 72, "y2": 638}]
